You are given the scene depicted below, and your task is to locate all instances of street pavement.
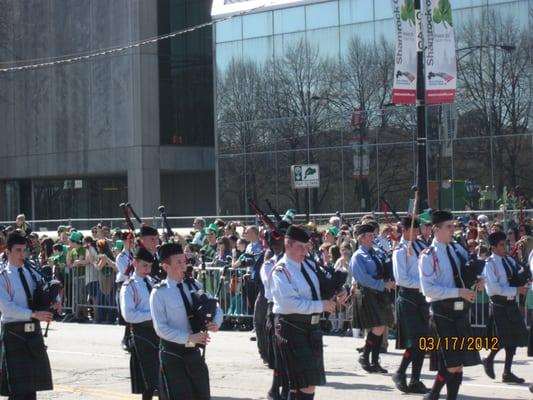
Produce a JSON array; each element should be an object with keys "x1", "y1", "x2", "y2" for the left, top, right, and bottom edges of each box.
[{"x1": 38, "y1": 322, "x2": 532, "y2": 399}]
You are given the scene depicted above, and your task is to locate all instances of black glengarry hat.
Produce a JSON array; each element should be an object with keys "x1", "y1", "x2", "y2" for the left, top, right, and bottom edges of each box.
[
  {"x1": 488, "y1": 231, "x2": 506, "y2": 247},
  {"x1": 134, "y1": 247, "x2": 155, "y2": 264},
  {"x1": 431, "y1": 210, "x2": 454, "y2": 225},
  {"x1": 6, "y1": 232, "x2": 27, "y2": 248},
  {"x1": 140, "y1": 225, "x2": 159, "y2": 237},
  {"x1": 285, "y1": 225, "x2": 310, "y2": 243},
  {"x1": 158, "y1": 242, "x2": 183, "y2": 261},
  {"x1": 356, "y1": 224, "x2": 375, "y2": 236},
  {"x1": 402, "y1": 216, "x2": 420, "y2": 229}
]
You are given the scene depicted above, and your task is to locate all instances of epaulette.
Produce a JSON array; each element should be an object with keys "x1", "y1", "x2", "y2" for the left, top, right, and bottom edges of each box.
[
  {"x1": 153, "y1": 282, "x2": 166, "y2": 290},
  {"x1": 421, "y1": 246, "x2": 434, "y2": 255},
  {"x1": 122, "y1": 276, "x2": 133, "y2": 286},
  {"x1": 274, "y1": 262, "x2": 286, "y2": 272}
]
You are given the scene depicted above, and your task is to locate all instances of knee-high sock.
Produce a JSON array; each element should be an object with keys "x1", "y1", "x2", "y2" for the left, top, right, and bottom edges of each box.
[
  {"x1": 295, "y1": 391, "x2": 315, "y2": 400},
  {"x1": 363, "y1": 331, "x2": 379, "y2": 361},
  {"x1": 504, "y1": 346, "x2": 516, "y2": 374},
  {"x1": 410, "y1": 349, "x2": 425, "y2": 383},
  {"x1": 269, "y1": 370, "x2": 280, "y2": 394},
  {"x1": 429, "y1": 365, "x2": 447, "y2": 395},
  {"x1": 487, "y1": 348, "x2": 500, "y2": 363},
  {"x1": 397, "y1": 348, "x2": 414, "y2": 374},
  {"x1": 371, "y1": 334, "x2": 383, "y2": 365},
  {"x1": 445, "y1": 371, "x2": 463, "y2": 400}
]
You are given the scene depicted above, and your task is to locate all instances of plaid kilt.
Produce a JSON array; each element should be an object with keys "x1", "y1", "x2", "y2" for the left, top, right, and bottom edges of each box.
[
  {"x1": 395, "y1": 288, "x2": 429, "y2": 349},
  {"x1": 0, "y1": 322, "x2": 53, "y2": 396},
  {"x1": 430, "y1": 300, "x2": 481, "y2": 369},
  {"x1": 488, "y1": 297, "x2": 528, "y2": 348},
  {"x1": 353, "y1": 287, "x2": 394, "y2": 329},
  {"x1": 254, "y1": 293, "x2": 269, "y2": 364},
  {"x1": 265, "y1": 303, "x2": 278, "y2": 370},
  {"x1": 275, "y1": 315, "x2": 326, "y2": 390},
  {"x1": 129, "y1": 323, "x2": 160, "y2": 394},
  {"x1": 159, "y1": 340, "x2": 210, "y2": 400}
]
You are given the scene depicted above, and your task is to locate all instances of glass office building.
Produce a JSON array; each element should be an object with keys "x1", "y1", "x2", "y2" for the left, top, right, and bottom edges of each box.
[{"x1": 214, "y1": 0, "x2": 533, "y2": 215}]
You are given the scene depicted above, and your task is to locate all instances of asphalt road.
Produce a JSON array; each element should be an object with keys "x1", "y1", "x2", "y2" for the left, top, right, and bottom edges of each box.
[{"x1": 35, "y1": 322, "x2": 532, "y2": 399}]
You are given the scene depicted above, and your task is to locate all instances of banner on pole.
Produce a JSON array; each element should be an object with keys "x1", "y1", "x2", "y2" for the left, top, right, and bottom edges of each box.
[
  {"x1": 423, "y1": 0, "x2": 457, "y2": 104},
  {"x1": 391, "y1": 0, "x2": 417, "y2": 105}
]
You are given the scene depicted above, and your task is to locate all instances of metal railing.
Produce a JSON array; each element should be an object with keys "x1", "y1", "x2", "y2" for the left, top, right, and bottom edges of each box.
[{"x1": 56, "y1": 261, "x2": 532, "y2": 333}]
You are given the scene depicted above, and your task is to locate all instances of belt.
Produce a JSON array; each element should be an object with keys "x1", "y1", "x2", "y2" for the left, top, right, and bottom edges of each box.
[
  {"x1": 398, "y1": 286, "x2": 420, "y2": 294},
  {"x1": 490, "y1": 295, "x2": 516, "y2": 304},
  {"x1": 279, "y1": 314, "x2": 321, "y2": 325},
  {"x1": 160, "y1": 339, "x2": 200, "y2": 354},
  {"x1": 2, "y1": 321, "x2": 41, "y2": 334},
  {"x1": 130, "y1": 320, "x2": 153, "y2": 328},
  {"x1": 431, "y1": 298, "x2": 468, "y2": 313}
]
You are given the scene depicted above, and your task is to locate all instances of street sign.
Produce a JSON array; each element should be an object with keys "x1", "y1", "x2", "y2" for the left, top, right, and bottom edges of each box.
[{"x1": 291, "y1": 164, "x2": 320, "y2": 189}]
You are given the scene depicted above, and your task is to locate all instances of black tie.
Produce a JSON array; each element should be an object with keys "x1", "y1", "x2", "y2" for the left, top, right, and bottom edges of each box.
[
  {"x1": 177, "y1": 283, "x2": 194, "y2": 318},
  {"x1": 143, "y1": 277, "x2": 152, "y2": 293},
  {"x1": 18, "y1": 267, "x2": 33, "y2": 309},
  {"x1": 445, "y1": 245, "x2": 464, "y2": 288},
  {"x1": 501, "y1": 257, "x2": 514, "y2": 281},
  {"x1": 368, "y1": 249, "x2": 385, "y2": 279},
  {"x1": 300, "y1": 264, "x2": 319, "y2": 301}
]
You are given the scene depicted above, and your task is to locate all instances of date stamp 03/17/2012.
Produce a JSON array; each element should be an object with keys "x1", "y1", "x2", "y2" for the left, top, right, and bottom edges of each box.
[{"x1": 418, "y1": 336, "x2": 499, "y2": 352}]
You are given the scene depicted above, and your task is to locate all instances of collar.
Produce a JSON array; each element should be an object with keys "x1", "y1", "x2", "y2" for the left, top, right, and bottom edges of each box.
[
  {"x1": 400, "y1": 237, "x2": 409, "y2": 246},
  {"x1": 166, "y1": 277, "x2": 178, "y2": 287},
  {"x1": 432, "y1": 238, "x2": 449, "y2": 250}
]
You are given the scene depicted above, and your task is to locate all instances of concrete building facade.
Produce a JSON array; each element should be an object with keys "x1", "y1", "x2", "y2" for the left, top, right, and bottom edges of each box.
[{"x1": 0, "y1": 0, "x2": 215, "y2": 220}]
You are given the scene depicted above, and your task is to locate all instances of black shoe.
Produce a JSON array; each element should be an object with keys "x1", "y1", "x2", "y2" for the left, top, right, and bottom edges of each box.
[
  {"x1": 371, "y1": 362, "x2": 388, "y2": 374},
  {"x1": 120, "y1": 337, "x2": 130, "y2": 352},
  {"x1": 267, "y1": 390, "x2": 281, "y2": 400},
  {"x1": 250, "y1": 336, "x2": 257, "y2": 341},
  {"x1": 408, "y1": 380, "x2": 430, "y2": 394},
  {"x1": 422, "y1": 392, "x2": 439, "y2": 400},
  {"x1": 379, "y1": 348, "x2": 388, "y2": 354},
  {"x1": 502, "y1": 372, "x2": 525, "y2": 384},
  {"x1": 358, "y1": 355, "x2": 375, "y2": 373},
  {"x1": 356, "y1": 346, "x2": 364, "y2": 353},
  {"x1": 482, "y1": 357, "x2": 495, "y2": 379},
  {"x1": 529, "y1": 383, "x2": 533, "y2": 393},
  {"x1": 392, "y1": 372, "x2": 409, "y2": 393}
]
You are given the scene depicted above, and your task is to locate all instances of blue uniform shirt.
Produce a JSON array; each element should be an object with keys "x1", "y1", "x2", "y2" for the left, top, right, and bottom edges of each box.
[
  {"x1": 260, "y1": 253, "x2": 281, "y2": 302},
  {"x1": 120, "y1": 273, "x2": 154, "y2": 324},
  {"x1": 349, "y1": 245, "x2": 385, "y2": 291},
  {"x1": 150, "y1": 277, "x2": 223, "y2": 344},
  {"x1": 0, "y1": 264, "x2": 38, "y2": 324},
  {"x1": 271, "y1": 255, "x2": 323, "y2": 315},
  {"x1": 483, "y1": 254, "x2": 519, "y2": 298},
  {"x1": 393, "y1": 238, "x2": 420, "y2": 289},
  {"x1": 419, "y1": 239, "x2": 469, "y2": 302}
]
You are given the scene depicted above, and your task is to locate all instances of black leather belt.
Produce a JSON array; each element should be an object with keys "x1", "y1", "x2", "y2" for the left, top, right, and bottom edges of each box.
[
  {"x1": 2, "y1": 321, "x2": 40, "y2": 333},
  {"x1": 279, "y1": 314, "x2": 321, "y2": 325},
  {"x1": 130, "y1": 320, "x2": 153, "y2": 328},
  {"x1": 398, "y1": 286, "x2": 420, "y2": 293}
]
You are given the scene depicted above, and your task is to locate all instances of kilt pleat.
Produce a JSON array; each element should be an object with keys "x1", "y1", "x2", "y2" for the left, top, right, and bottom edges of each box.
[
  {"x1": 353, "y1": 287, "x2": 394, "y2": 329},
  {"x1": 489, "y1": 300, "x2": 528, "y2": 348},
  {"x1": 130, "y1": 324, "x2": 160, "y2": 394},
  {"x1": 395, "y1": 290, "x2": 429, "y2": 349}
]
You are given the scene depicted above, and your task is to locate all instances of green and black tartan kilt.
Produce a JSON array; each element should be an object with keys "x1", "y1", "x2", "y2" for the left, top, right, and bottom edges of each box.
[
  {"x1": 430, "y1": 299, "x2": 481, "y2": 369},
  {"x1": 159, "y1": 339, "x2": 210, "y2": 400},
  {"x1": 488, "y1": 296, "x2": 528, "y2": 348},
  {"x1": 353, "y1": 286, "x2": 394, "y2": 329},
  {"x1": 129, "y1": 322, "x2": 160, "y2": 394},
  {"x1": 275, "y1": 314, "x2": 326, "y2": 390},
  {"x1": 395, "y1": 288, "x2": 429, "y2": 349},
  {"x1": 0, "y1": 321, "x2": 53, "y2": 396},
  {"x1": 265, "y1": 302, "x2": 278, "y2": 370}
]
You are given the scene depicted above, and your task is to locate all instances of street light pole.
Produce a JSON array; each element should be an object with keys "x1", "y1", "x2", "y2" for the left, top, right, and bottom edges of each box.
[{"x1": 415, "y1": 0, "x2": 429, "y2": 211}]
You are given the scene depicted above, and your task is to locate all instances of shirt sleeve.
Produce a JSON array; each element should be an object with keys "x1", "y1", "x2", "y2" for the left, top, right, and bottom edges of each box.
[
  {"x1": 150, "y1": 289, "x2": 190, "y2": 344},
  {"x1": 116, "y1": 254, "x2": 128, "y2": 275},
  {"x1": 393, "y1": 248, "x2": 419, "y2": 288},
  {"x1": 120, "y1": 283, "x2": 151, "y2": 323},
  {"x1": 0, "y1": 274, "x2": 32, "y2": 321},
  {"x1": 271, "y1": 270, "x2": 323, "y2": 314},
  {"x1": 419, "y1": 253, "x2": 460, "y2": 300},
  {"x1": 350, "y1": 253, "x2": 385, "y2": 291},
  {"x1": 484, "y1": 260, "x2": 517, "y2": 297}
]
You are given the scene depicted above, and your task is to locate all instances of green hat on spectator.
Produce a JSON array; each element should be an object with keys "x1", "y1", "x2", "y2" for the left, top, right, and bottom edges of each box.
[
  {"x1": 419, "y1": 210, "x2": 432, "y2": 225},
  {"x1": 282, "y1": 209, "x2": 297, "y2": 224},
  {"x1": 69, "y1": 231, "x2": 83, "y2": 244},
  {"x1": 114, "y1": 239, "x2": 124, "y2": 252},
  {"x1": 327, "y1": 226, "x2": 340, "y2": 237},
  {"x1": 205, "y1": 223, "x2": 220, "y2": 237}
]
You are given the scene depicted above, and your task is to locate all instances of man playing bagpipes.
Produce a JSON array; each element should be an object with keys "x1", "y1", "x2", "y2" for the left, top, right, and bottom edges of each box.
[
  {"x1": 120, "y1": 247, "x2": 160, "y2": 400},
  {"x1": 0, "y1": 232, "x2": 61, "y2": 399}
]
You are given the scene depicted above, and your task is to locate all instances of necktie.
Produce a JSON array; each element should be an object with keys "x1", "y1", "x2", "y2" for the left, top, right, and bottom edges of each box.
[
  {"x1": 445, "y1": 245, "x2": 465, "y2": 288},
  {"x1": 143, "y1": 277, "x2": 152, "y2": 293},
  {"x1": 368, "y1": 249, "x2": 385, "y2": 279},
  {"x1": 18, "y1": 267, "x2": 33, "y2": 309},
  {"x1": 300, "y1": 263, "x2": 319, "y2": 301},
  {"x1": 501, "y1": 256, "x2": 514, "y2": 281},
  {"x1": 177, "y1": 282, "x2": 194, "y2": 318}
]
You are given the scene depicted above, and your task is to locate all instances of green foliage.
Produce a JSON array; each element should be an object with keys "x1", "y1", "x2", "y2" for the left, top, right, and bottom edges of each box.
[
  {"x1": 433, "y1": 0, "x2": 453, "y2": 27},
  {"x1": 400, "y1": 0, "x2": 415, "y2": 26}
]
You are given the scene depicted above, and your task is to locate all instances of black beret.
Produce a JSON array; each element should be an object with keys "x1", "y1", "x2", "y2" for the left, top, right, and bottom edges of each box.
[
  {"x1": 488, "y1": 231, "x2": 507, "y2": 247},
  {"x1": 431, "y1": 210, "x2": 454, "y2": 225},
  {"x1": 285, "y1": 225, "x2": 310, "y2": 243},
  {"x1": 140, "y1": 225, "x2": 159, "y2": 237},
  {"x1": 158, "y1": 243, "x2": 183, "y2": 261},
  {"x1": 6, "y1": 232, "x2": 27, "y2": 248},
  {"x1": 356, "y1": 224, "x2": 375, "y2": 236},
  {"x1": 402, "y1": 216, "x2": 420, "y2": 229},
  {"x1": 134, "y1": 247, "x2": 155, "y2": 264}
]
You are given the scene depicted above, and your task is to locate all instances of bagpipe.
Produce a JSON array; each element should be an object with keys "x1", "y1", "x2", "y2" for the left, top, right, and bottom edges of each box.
[
  {"x1": 448, "y1": 243, "x2": 485, "y2": 289},
  {"x1": 158, "y1": 205, "x2": 174, "y2": 243},
  {"x1": 248, "y1": 198, "x2": 283, "y2": 241},
  {"x1": 305, "y1": 258, "x2": 348, "y2": 300},
  {"x1": 508, "y1": 259, "x2": 532, "y2": 288}
]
